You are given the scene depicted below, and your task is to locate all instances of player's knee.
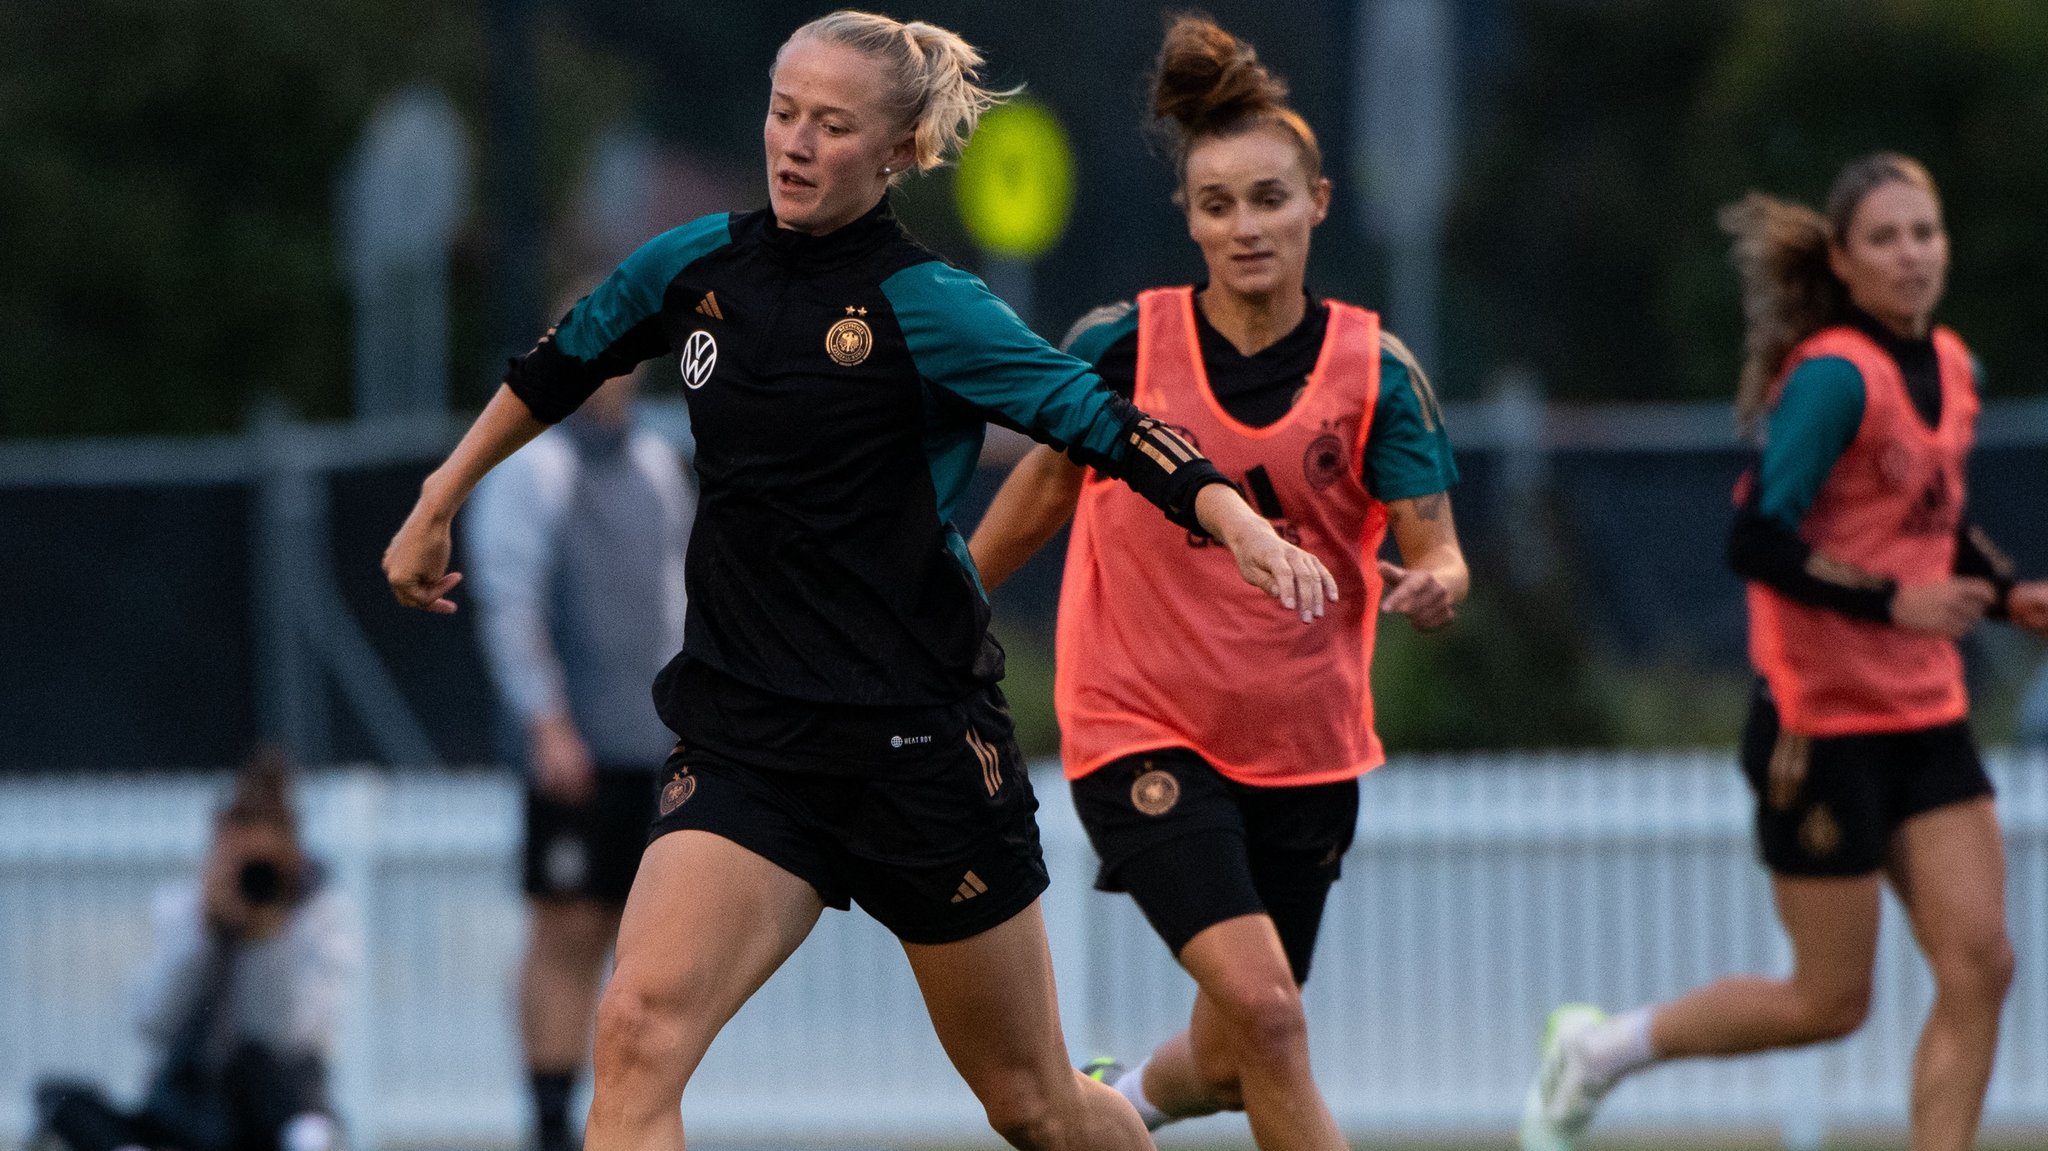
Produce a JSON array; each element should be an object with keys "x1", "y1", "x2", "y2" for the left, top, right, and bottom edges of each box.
[
  {"x1": 977, "y1": 1072, "x2": 1064, "y2": 1149},
  {"x1": 1932, "y1": 932, "x2": 2015, "y2": 1007},
  {"x1": 1215, "y1": 978, "x2": 1310, "y2": 1071},
  {"x1": 1795, "y1": 980, "x2": 1871, "y2": 1042},
  {"x1": 593, "y1": 979, "x2": 684, "y2": 1076}
]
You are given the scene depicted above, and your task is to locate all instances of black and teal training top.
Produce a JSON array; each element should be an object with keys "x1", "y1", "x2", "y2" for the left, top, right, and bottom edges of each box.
[{"x1": 502, "y1": 199, "x2": 1222, "y2": 728}]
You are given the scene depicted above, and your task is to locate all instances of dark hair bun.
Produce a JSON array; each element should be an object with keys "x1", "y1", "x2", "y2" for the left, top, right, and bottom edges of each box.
[{"x1": 1151, "y1": 13, "x2": 1287, "y2": 135}]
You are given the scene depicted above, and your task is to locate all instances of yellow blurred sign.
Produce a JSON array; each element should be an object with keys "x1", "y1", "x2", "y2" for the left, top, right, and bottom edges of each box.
[{"x1": 955, "y1": 101, "x2": 1074, "y2": 261}]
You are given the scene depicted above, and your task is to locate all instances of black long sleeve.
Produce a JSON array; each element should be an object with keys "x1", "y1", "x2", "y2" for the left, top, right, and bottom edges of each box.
[{"x1": 1726, "y1": 506, "x2": 1896, "y2": 624}]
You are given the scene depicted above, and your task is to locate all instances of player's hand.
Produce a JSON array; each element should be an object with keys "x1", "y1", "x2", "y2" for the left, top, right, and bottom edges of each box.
[
  {"x1": 1378, "y1": 559, "x2": 1456, "y2": 631},
  {"x1": 531, "y1": 714, "x2": 596, "y2": 805},
  {"x1": 2008, "y1": 580, "x2": 2048, "y2": 637},
  {"x1": 382, "y1": 504, "x2": 463, "y2": 614},
  {"x1": 1891, "y1": 576, "x2": 1997, "y2": 638},
  {"x1": 199, "y1": 841, "x2": 249, "y2": 934},
  {"x1": 1196, "y1": 485, "x2": 1338, "y2": 623}
]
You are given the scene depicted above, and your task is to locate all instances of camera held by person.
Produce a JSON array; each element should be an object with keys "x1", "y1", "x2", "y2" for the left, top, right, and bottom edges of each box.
[{"x1": 33, "y1": 749, "x2": 361, "y2": 1151}]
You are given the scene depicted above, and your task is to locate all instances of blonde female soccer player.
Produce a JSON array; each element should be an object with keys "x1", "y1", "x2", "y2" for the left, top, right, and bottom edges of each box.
[
  {"x1": 384, "y1": 11, "x2": 1343, "y2": 1151},
  {"x1": 970, "y1": 17, "x2": 1467, "y2": 1151},
  {"x1": 1522, "y1": 153, "x2": 2048, "y2": 1151}
]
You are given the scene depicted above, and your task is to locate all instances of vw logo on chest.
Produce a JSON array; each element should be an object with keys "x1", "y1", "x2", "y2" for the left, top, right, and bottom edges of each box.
[{"x1": 680, "y1": 329, "x2": 718, "y2": 389}]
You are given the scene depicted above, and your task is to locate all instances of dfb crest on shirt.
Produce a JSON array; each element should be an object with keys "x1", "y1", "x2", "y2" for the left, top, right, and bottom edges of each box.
[
  {"x1": 1303, "y1": 429, "x2": 1346, "y2": 491},
  {"x1": 826, "y1": 317, "x2": 873, "y2": 366},
  {"x1": 680, "y1": 330, "x2": 718, "y2": 389}
]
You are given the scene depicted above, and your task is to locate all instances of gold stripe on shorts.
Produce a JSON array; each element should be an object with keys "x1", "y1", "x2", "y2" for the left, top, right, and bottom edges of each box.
[{"x1": 1768, "y1": 730, "x2": 1812, "y2": 812}]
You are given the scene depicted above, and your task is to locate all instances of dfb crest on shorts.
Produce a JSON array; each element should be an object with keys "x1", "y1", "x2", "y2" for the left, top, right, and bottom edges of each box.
[
  {"x1": 1799, "y1": 804, "x2": 1842, "y2": 859},
  {"x1": 680, "y1": 330, "x2": 718, "y2": 389},
  {"x1": 1130, "y1": 766, "x2": 1181, "y2": 816},
  {"x1": 659, "y1": 770, "x2": 697, "y2": 816}
]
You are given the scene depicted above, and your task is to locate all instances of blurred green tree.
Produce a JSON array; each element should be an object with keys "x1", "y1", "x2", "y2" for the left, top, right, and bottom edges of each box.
[
  {"x1": 0, "y1": 0, "x2": 635, "y2": 437},
  {"x1": 1445, "y1": 0, "x2": 2048, "y2": 404}
]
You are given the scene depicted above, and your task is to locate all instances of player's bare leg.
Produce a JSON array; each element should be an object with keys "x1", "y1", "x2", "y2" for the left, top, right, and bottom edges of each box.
[
  {"x1": 903, "y1": 900, "x2": 1152, "y2": 1151},
  {"x1": 522, "y1": 900, "x2": 622, "y2": 1068},
  {"x1": 585, "y1": 832, "x2": 823, "y2": 1151},
  {"x1": 1650, "y1": 872, "x2": 1882, "y2": 1056},
  {"x1": 522, "y1": 900, "x2": 623, "y2": 1148},
  {"x1": 1126, "y1": 914, "x2": 1344, "y2": 1151},
  {"x1": 1887, "y1": 798, "x2": 2012, "y2": 1151}
]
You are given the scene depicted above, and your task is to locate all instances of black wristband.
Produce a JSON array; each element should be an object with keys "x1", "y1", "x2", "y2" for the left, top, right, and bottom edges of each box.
[{"x1": 1107, "y1": 414, "x2": 1231, "y2": 534}]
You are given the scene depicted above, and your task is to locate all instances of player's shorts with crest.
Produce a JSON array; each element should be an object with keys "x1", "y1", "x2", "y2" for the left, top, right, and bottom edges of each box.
[
  {"x1": 647, "y1": 686, "x2": 1048, "y2": 945},
  {"x1": 524, "y1": 765, "x2": 663, "y2": 905},
  {"x1": 1739, "y1": 681, "x2": 1992, "y2": 877},
  {"x1": 1070, "y1": 747, "x2": 1359, "y2": 983}
]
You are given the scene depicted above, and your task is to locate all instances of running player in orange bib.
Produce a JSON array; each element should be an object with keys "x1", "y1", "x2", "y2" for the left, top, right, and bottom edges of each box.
[
  {"x1": 969, "y1": 17, "x2": 1468, "y2": 1151},
  {"x1": 1522, "y1": 154, "x2": 2048, "y2": 1151}
]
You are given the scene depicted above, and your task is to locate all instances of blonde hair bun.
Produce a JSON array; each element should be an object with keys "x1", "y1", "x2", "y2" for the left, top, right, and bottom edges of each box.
[{"x1": 782, "y1": 10, "x2": 1020, "y2": 178}]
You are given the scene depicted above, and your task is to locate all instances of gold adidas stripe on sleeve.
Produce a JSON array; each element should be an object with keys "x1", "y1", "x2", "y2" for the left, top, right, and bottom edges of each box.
[{"x1": 1380, "y1": 330, "x2": 1443, "y2": 433}]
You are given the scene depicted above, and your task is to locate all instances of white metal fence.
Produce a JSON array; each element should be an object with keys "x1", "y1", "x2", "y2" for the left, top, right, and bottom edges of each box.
[{"x1": 3, "y1": 752, "x2": 2046, "y2": 1148}]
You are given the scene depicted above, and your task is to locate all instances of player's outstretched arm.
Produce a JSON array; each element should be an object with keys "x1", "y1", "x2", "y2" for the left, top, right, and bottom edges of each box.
[
  {"x1": 383, "y1": 385, "x2": 548, "y2": 614},
  {"x1": 1196, "y1": 484, "x2": 1339, "y2": 624},
  {"x1": 968, "y1": 444, "x2": 1086, "y2": 592},
  {"x1": 1378, "y1": 491, "x2": 1469, "y2": 631}
]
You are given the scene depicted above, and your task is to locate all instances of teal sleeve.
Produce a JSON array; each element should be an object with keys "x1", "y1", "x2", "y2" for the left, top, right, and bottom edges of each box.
[
  {"x1": 1060, "y1": 302, "x2": 1137, "y2": 362},
  {"x1": 1364, "y1": 347, "x2": 1459, "y2": 502},
  {"x1": 880, "y1": 262, "x2": 1129, "y2": 462},
  {"x1": 1757, "y1": 356, "x2": 1865, "y2": 530},
  {"x1": 553, "y1": 213, "x2": 731, "y2": 361}
]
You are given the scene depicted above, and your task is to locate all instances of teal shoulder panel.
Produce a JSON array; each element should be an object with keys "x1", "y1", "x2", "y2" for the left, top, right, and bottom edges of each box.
[
  {"x1": 1758, "y1": 355, "x2": 1865, "y2": 529},
  {"x1": 556, "y1": 213, "x2": 732, "y2": 361},
  {"x1": 1059, "y1": 301, "x2": 1137, "y2": 362},
  {"x1": 882, "y1": 260, "x2": 1126, "y2": 461},
  {"x1": 1365, "y1": 335, "x2": 1460, "y2": 502}
]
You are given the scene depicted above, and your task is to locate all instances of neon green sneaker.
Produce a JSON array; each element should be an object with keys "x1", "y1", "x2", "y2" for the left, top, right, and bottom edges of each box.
[
  {"x1": 1519, "y1": 1003, "x2": 1611, "y2": 1151},
  {"x1": 1080, "y1": 1056, "x2": 1128, "y2": 1086}
]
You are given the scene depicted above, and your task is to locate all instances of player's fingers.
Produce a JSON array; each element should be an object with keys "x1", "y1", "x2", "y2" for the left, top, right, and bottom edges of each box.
[
  {"x1": 1269, "y1": 553, "x2": 1298, "y2": 611},
  {"x1": 1294, "y1": 557, "x2": 1324, "y2": 622},
  {"x1": 1380, "y1": 574, "x2": 1417, "y2": 614},
  {"x1": 1377, "y1": 559, "x2": 1405, "y2": 583}
]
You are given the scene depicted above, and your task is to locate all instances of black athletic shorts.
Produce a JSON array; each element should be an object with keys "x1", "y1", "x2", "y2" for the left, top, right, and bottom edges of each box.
[
  {"x1": 1071, "y1": 747, "x2": 1360, "y2": 984},
  {"x1": 1740, "y1": 682, "x2": 1993, "y2": 877},
  {"x1": 647, "y1": 686, "x2": 1047, "y2": 945},
  {"x1": 524, "y1": 765, "x2": 662, "y2": 905}
]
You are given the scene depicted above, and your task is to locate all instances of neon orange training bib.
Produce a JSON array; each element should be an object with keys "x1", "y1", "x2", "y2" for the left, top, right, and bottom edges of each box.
[
  {"x1": 1056, "y1": 286, "x2": 1389, "y2": 785},
  {"x1": 1747, "y1": 325, "x2": 1979, "y2": 737}
]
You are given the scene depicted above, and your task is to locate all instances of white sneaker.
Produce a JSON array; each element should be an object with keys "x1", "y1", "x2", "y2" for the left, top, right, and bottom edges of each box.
[{"x1": 1519, "y1": 1003, "x2": 1612, "y2": 1151}]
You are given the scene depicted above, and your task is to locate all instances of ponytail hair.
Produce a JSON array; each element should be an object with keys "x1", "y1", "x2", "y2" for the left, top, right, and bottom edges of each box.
[
  {"x1": 1150, "y1": 13, "x2": 1323, "y2": 197},
  {"x1": 780, "y1": 11, "x2": 1019, "y2": 181},
  {"x1": 1722, "y1": 151, "x2": 1940, "y2": 437}
]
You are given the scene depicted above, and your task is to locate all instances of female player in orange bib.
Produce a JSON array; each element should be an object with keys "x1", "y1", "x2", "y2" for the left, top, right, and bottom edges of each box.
[
  {"x1": 969, "y1": 17, "x2": 1467, "y2": 1151},
  {"x1": 1522, "y1": 154, "x2": 2048, "y2": 1151}
]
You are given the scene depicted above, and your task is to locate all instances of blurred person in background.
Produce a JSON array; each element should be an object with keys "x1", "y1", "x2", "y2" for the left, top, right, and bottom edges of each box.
[
  {"x1": 464, "y1": 364, "x2": 693, "y2": 1151},
  {"x1": 382, "y1": 9, "x2": 1340, "y2": 1151},
  {"x1": 969, "y1": 16, "x2": 1465, "y2": 1151},
  {"x1": 33, "y1": 751, "x2": 359, "y2": 1151},
  {"x1": 1523, "y1": 153, "x2": 2048, "y2": 1151}
]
